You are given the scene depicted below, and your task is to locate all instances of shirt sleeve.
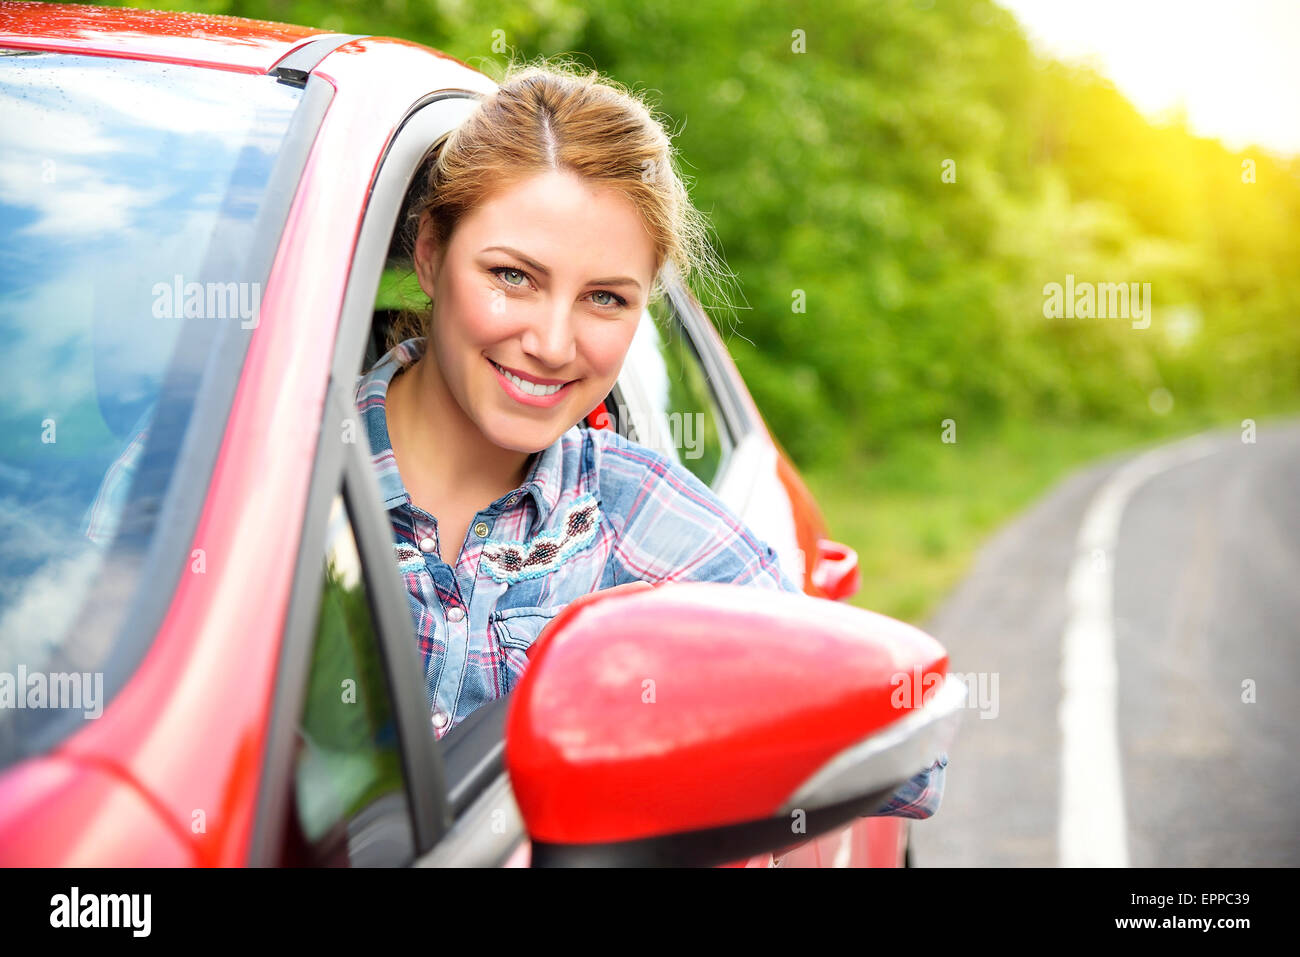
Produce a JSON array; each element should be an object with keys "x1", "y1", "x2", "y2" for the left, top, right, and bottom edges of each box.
[
  {"x1": 867, "y1": 752, "x2": 948, "y2": 820},
  {"x1": 600, "y1": 435, "x2": 800, "y2": 593}
]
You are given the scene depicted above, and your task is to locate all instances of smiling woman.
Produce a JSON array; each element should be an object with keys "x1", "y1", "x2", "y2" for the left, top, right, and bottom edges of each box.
[
  {"x1": 353, "y1": 58, "x2": 941, "y2": 827},
  {"x1": 356, "y1": 59, "x2": 800, "y2": 722},
  {"x1": 354, "y1": 59, "x2": 811, "y2": 733}
]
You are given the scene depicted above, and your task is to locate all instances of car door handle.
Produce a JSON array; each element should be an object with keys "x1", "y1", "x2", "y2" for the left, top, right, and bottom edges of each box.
[{"x1": 810, "y1": 538, "x2": 860, "y2": 601}]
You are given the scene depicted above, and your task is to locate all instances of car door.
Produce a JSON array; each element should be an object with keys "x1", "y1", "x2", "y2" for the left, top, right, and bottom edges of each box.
[
  {"x1": 249, "y1": 83, "x2": 883, "y2": 869},
  {"x1": 265, "y1": 83, "x2": 798, "y2": 867}
]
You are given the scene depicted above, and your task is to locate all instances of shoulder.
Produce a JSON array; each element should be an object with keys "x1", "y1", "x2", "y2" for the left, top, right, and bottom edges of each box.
[
  {"x1": 584, "y1": 424, "x2": 693, "y2": 480},
  {"x1": 355, "y1": 337, "x2": 423, "y2": 404},
  {"x1": 586, "y1": 429, "x2": 770, "y2": 567},
  {"x1": 587, "y1": 425, "x2": 798, "y2": 590},
  {"x1": 585, "y1": 427, "x2": 707, "y2": 525}
]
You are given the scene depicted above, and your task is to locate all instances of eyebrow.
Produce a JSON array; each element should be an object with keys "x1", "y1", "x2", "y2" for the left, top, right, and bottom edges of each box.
[{"x1": 481, "y1": 245, "x2": 642, "y2": 291}]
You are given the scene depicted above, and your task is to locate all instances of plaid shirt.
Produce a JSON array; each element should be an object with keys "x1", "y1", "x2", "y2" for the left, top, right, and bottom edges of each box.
[
  {"x1": 357, "y1": 337, "x2": 945, "y2": 819},
  {"x1": 77, "y1": 336, "x2": 944, "y2": 822}
]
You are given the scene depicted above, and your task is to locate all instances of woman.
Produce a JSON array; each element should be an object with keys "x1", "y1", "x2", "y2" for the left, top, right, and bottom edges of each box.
[{"x1": 361, "y1": 59, "x2": 946, "y2": 819}]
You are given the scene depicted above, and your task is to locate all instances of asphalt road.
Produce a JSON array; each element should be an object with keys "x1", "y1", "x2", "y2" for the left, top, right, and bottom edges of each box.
[{"x1": 910, "y1": 420, "x2": 1300, "y2": 867}]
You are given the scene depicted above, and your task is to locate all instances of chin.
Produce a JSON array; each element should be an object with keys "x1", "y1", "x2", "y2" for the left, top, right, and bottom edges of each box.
[{"x1": 479, "y1": 414, "x2": 570, "y2": 455}]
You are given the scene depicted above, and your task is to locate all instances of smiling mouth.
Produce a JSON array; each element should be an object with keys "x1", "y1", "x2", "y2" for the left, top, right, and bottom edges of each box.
[{"x1": 488, "y1": 358, "x2": 575, "y2": 397}]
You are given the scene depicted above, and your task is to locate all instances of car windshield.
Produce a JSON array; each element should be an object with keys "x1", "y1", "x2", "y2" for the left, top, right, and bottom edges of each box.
[{"x1": 0, "y1": 50, "x2": 302, "y2": 760}]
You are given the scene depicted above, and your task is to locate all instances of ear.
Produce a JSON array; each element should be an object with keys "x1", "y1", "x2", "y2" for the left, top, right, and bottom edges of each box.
[{"x1": 412, "y1": 209, "x2": 444, "y2": 300}]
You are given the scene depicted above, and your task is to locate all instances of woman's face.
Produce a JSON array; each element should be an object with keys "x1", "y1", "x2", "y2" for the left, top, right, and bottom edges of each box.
[{"x1": 412, "y1": 169, "x2": 657, "y2": 454}]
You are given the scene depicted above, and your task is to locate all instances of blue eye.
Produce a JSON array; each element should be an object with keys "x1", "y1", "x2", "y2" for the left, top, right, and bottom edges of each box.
[
  {"x1": 491, "y1": 266, "x2": 527, "y2": 287},
  {"x1": 490, "y1": 266, "x2": 627, "y2": 309}
]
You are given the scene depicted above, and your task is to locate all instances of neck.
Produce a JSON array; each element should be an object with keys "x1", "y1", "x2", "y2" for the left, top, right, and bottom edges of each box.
[{"x1": 388, "y1": 349, "x2": 534, "y2": 505}]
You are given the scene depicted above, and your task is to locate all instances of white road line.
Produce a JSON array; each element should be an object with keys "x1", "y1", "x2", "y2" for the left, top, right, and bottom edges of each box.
[{"x1": 1058, "y1": 432, "x2": 1220, "y2": 867}]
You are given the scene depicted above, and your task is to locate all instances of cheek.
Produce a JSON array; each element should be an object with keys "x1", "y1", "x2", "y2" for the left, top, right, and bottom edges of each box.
[
  {"x1": 473, "y1": 296, "x2": 520, "y2": 348},
  {"x1": 440, "y1": 272, "x2": 513, "y2": 350},
  {"x1": 578, "y1": 323, "x2": 637, "y2": 379}
]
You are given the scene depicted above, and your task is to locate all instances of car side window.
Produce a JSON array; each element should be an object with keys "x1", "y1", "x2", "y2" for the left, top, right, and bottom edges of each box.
[
  {"x1": 279, "y1": 492, "x2": 415, "y2": 866},
  {"x1": 634, "y1": 294, "x2": 732, "y2": 488}
]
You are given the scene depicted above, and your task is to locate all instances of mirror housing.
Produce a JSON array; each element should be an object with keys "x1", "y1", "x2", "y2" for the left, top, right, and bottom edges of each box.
[{"x1": 505, "y1": 582, "x2": 964, "y2": 866}]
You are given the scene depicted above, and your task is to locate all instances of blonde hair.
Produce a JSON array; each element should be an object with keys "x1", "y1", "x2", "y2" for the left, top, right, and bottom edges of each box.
[{"x1": 386, "y1": 55, "x2": 735, "y2": 349}]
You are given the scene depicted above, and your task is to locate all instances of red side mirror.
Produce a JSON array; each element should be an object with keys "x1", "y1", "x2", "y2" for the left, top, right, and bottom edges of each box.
[{"x1": 505, "y1": 582, "x2": 960, "y2": 865}]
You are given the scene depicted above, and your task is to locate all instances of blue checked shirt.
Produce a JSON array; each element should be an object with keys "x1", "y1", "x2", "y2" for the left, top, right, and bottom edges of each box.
[
  {"x1": 76, "y1": 336, "x2": 944, "y2": 821},
  {"x1": 356, "y1": 337, "x2": 946, "y2": 820}
]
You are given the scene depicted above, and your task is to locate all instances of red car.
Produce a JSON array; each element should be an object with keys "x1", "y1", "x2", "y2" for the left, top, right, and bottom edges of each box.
[{"x1": 0, "y1": 1, "x2": 962, "y2": 867}]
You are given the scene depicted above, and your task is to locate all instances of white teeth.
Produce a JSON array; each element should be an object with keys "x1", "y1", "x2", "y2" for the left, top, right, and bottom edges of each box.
[{"x1": 493, "y1": 361, "x2": 564, "y2": 396}]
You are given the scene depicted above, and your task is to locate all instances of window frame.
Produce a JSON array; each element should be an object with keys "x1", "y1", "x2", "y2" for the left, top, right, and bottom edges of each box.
[
  {"x1": 632, "y1": 292, "x2": 737, "y2": 488},
  {"x1": 283, "y1": 485, "x2": 416, "y2": 866},
  {"x1": 660, "y1": 264, "x2": 760, "y2": 440},
  {"x1": 619, "y1": 266, "x2": 759, "y2": 493},
  {"x1": 264, "y1": 90, "x2": 533, "y2": 868},
  {"x1": 251, "y1": 92, "x2": 498, "y2": 866},
  {"x1": 251, "y1": 376, "x2": 452, "y2": 866}
]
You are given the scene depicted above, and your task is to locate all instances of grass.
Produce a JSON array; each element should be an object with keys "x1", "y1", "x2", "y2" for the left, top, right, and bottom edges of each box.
[{"x1": 800, "y1": 407, "x2": 1297, "y2": 625}]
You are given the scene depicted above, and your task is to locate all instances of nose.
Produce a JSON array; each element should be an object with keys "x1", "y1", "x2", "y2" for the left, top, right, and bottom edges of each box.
[{"x1": 519, "y1": 299, "x2": 578, "y2": 370}]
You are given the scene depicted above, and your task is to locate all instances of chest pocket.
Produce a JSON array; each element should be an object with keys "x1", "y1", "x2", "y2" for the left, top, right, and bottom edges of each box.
[{"x1": 489, "y1": 605, "x2": 562, "y2": 695}]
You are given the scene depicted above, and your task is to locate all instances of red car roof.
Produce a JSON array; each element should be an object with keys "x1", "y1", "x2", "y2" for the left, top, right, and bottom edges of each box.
[{"x1": 0, "y1": 0, "x2": 335, "y2": 74}]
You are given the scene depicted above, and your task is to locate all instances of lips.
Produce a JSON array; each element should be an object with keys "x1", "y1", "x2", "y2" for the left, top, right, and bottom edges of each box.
[
  {"x1": 488, "y1": 358, "x2": 572, "y2": 387},
  {"x1": 487, "y1": 358, "x2": 576, "y2": 404}
]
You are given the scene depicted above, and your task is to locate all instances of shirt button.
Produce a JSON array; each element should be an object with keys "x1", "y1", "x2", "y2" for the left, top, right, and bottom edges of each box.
[
  {"x1": 505, "y1": 494, "x2": 519, "y2": 506},
  {"x1": 446, "y1": 606, "x2": 465, "y2": 622},
  {"x1": 431, "y1": 710, "x2": 449, "y2": 730},
  {"x1": 418, "y1": 537, "x2": 436, "y2": 553},
  {"x1": 473, "y1": 521, "x2": 489, "y2": 537}
]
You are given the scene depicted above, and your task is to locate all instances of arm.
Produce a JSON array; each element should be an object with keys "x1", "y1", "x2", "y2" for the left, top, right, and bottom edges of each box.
[{"x1": 602, "y1": 436, "x2": 799, "y2": 593}]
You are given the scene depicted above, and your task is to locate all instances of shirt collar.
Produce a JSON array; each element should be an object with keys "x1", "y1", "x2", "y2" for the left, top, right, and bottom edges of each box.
[
  {"x1": 515, "y1": 425, "x2": 565, "y2": 526},
  {"x1": 357, "y1": 336, "x2": 569, "y2": 529}
]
